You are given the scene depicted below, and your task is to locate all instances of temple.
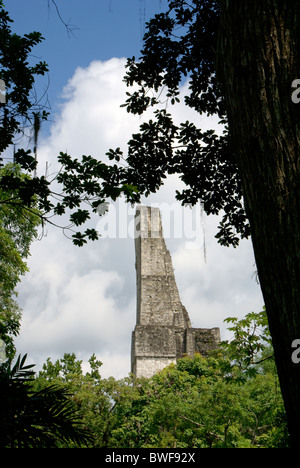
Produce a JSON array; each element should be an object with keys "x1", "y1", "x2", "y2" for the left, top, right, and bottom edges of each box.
[{"x1": 131, "y1": 205, "x2": 220, "y2": 378}]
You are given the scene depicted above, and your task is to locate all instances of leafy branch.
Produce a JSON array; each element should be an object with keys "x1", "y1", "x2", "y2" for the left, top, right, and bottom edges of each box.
[
  {"x1": 0, "y1": 151, "x2": 139, "y2": 246},
  {"x1": 0, "y1": 354, "x2": 94, "y2": 447},
  {"x1": 220, "y1": 307, "x2": 274, "y2": 378}
]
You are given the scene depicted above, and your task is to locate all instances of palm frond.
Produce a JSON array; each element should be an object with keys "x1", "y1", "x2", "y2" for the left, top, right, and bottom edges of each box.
[{"x1": 0, "y1": 354, "x2": 94, "y2": 447}]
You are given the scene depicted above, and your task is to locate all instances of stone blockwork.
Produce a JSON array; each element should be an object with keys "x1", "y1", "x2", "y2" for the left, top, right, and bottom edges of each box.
[{"x1": 131, "y1": 206, "x2": 220, "y2": 378}]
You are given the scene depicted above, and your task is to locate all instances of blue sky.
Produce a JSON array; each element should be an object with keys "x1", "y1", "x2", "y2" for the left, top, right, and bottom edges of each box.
[
  {"x1": 4, "y1": 1, "x2": 264, "y2": 378},
  {"x1": 7, "y1": 0, "x2": 164, "y2": 131}
]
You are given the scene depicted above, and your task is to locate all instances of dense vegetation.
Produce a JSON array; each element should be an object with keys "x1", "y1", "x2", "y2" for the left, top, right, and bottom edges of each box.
[
  {"x1": 0, "y1": 0, "x2": 297, "y2": 447},
  {"x1": 3, "y1": 309, "x2": 284, "y2": 449},
  {"x1": 107, "y1": 0, "x2": 300, "y2": 442},
  {"x1": 32, "y1": 348, "x2": 288, "y2": 448}
]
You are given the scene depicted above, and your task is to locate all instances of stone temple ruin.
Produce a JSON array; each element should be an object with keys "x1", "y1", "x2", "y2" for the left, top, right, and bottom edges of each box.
[{"x1": 131, "y1": 205, "x2": 220, "y2": 378}]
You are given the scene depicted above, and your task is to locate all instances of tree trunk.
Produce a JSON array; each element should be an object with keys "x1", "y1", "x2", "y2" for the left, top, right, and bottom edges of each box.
[{"x1": 216, "y1": 0, "x2": 300, "y2": 446}]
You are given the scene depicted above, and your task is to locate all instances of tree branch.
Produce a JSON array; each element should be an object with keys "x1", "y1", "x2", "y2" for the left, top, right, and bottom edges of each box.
[
  {"x1": 48, "y1": 0, "x2": 79, "y2": 37},
  {"x1": 253, "y1": 354, "x2": 274, "y2": 365},
  {"x1": 179, "y1": 414, "x2": 204, "y2": 427}
]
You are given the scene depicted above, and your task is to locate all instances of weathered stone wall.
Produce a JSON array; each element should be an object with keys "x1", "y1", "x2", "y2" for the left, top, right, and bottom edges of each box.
[
  {"x1": 131, "y1": 206, "x2": 220, "y2": 378},
  {"x1": 186, "y1": 327, "x2": 221, "y2": 357},
  {"x1": 133, "y1": 357, "x2": 176, "y2": 380},
  {"x1": 135, "y1": 206, "x2": 190, "y2": 329}
]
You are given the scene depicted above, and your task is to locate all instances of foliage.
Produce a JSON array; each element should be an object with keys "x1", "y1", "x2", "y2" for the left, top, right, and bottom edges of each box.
[
  {"x1": 0, "y1": 3, "x2": 138, "y2": 246},
  {"x1": 52, "y1": 152, "x2": 139, "y2": 246},
  {"x1": 220, "y1": 307, "x2": 274, "y2": 379},
  {"x1": 0, "y1": 163, "x2": 41, "y2": 359},
  {"x1": 0, "y1": 354, "x2": 94, "y2": 448},
  {"x1": 116, "y1": 357, "x2": 287, "y2": 448},
  {"x1": 107, "y1": 7, "x2": 300, "y2": 444},
  {"x1": 33, "y1": 310, "x2": 289, "y2": 448},
  {"x1": 0, "y1": 1, "x2": 292, "y2": 447},
  {"x1": 33, "y1": 352, "x2": 139, "y2": 448},
  {"x1": 105, "y1": 0, "x2": 251, "y2": 247},
  {"x1": 0, "y1": 5, "x2": 49, "y2": 156}
]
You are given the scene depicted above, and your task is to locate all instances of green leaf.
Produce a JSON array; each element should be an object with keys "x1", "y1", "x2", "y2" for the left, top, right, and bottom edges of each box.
[
  {"x1": 70, "y1": 209, "x2": 90, "y2": 226},
  {"x1": 72, "y1": 232, "x2": 87, "y2": 247}
]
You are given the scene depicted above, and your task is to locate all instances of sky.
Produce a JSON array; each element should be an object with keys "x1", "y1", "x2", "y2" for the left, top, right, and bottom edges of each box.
[{"x1": 6, "y1": 1, "x2": 264, "y2": 379}]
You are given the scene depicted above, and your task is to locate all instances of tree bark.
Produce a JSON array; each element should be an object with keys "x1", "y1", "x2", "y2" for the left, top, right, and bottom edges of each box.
[{"x1": 216, "y1": 0, "x2": 300, "y2": 446}]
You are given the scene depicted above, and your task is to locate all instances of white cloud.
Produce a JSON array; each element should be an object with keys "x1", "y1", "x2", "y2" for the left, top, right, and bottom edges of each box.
[
  {"x1": 16, "y1": 226, "x2": 136, "y2": 378},
  {"x1": 41, "y1": 59, "x2": 151, "y2": 162},
  {"x1": 15, "y1": 58, "x2": 264, "y2": 379}
]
